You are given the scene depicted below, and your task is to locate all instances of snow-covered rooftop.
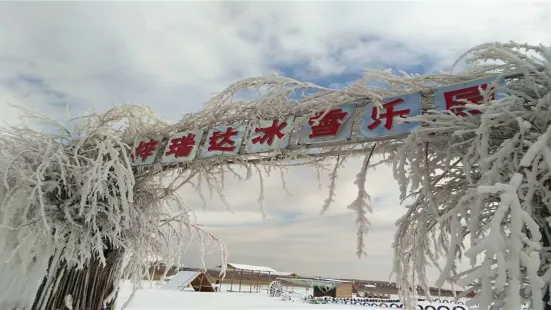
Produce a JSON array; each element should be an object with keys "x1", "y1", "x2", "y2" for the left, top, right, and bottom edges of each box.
[
  {"x1": 224, "y1": 263, "x2": 277, "y2": 273},
  {"x1": 162, "y1": 271, "x2": 201, "y2": 291}
]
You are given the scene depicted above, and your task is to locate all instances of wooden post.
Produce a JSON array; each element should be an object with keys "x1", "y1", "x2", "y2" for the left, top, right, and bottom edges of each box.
[
  {"x1": 249, "y1": 270, "x2": 253, "y2": 293},
  {"x1": 267, "y1": 272, "x2": 271, "y2": 293},
  {"x1": 238, "y1": 269, "x2": 243, "y2": 292},
  {"x1": 255, "y1": 271, "x2": 260, "y2": 293},
  {"x1": 230, "y1": 268, "x2": 235, "y2": 292}
]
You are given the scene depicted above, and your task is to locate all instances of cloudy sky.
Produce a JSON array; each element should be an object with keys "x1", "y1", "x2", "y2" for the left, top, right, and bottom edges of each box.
[{"x1": 0, "y1": 1, "x2": 549, "y2": 286}]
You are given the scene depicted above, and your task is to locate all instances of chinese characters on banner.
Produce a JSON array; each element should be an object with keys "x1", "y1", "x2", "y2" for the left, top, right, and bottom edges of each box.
[
  {"x1": 129, "y1": 77, "x2": 507, "y2": 167},
  {"x1": 245, "y1": 116, "x2": 295, "y2": 154},
  {"x1": 161, "y1": 130, "x2": 204, "y2": 164},
  {"x1": 298, "y1": 104, "x2": 356, "y2": 144},
  {"x1": 434, "y1": 77, "x2": 504, "y2": 116},
  {"x1": 130, "y1": 138, "x2": 162, "y2": 166},
  {"x1": 200, "y1": 125, "x2": 247, "y2": 158},
  {"x1": 360, "y1": 93, "x2": 422, "y2": 138}
]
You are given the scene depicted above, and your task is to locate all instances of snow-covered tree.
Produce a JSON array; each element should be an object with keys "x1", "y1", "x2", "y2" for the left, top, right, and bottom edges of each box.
[
  {"x1": 391, "y1": 42, "x2": 551, "y2": 310},
  {"x1": 0, "y1": 41, "x2": 549, "y2": 310},
  {"x1": 0, "y1": 107, "x2": 228, "y2": 310}
]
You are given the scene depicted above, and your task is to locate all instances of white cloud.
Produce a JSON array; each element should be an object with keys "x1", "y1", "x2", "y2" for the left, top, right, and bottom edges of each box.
[
  {"x1": 0, "y1": 1, "x2": 547, "y2": 287},
  {"x1": 193, "y1": 209, "x2": 272, "y2": 227}
]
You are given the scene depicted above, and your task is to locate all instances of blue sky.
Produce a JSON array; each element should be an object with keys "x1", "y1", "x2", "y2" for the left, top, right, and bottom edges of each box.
[{"x1": 0, "y1": 1, "x2": 549, "y2": 284}]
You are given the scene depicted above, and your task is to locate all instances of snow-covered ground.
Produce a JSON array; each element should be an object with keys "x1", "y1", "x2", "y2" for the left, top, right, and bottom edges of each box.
[
  {"x1": 115, "y1": 282, "x2": 367, "y2": 309},
  {"x1": 114, "y1": 281, "x2": 466, "y2": 310}
]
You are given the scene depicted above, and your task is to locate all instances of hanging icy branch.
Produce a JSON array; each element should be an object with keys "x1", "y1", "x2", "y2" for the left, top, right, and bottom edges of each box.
[
  {"x1": 347, "y1": 145, "x2": 376, "y2": 258},
  {"x1": 320, "y1": 156, "x2": 343, "y2": 216}
]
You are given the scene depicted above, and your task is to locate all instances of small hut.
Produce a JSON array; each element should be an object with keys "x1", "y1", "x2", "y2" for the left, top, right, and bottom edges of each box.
[
  {"x1": 162, "y1": 270, "x2": 216, "y2": 292},
  {"x1": 312, "y1": 278, "x2": 353, "y2": 298}
]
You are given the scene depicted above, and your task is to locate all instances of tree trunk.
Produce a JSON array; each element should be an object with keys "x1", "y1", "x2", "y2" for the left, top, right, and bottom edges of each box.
[
  {"x1": 542, "y1": 226, "x2": 551, "y2": 310},
  {"x1": 31, "y1": 247, "x2": 125, "y2": 310}
]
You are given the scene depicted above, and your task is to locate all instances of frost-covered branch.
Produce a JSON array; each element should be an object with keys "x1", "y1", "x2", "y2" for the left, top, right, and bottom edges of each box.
[
  {"x1": 392, "y1": 42, "x2": 551, "y2": 309},
  {"x1": 0, "y1": 106, "x2": 229, "y2": 309}
]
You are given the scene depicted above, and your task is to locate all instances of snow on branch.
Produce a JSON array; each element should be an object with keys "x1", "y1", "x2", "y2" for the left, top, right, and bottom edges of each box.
[
  {"x1": 0, "y1": 106, "x2": 228, "y2": 308},
  {"x1": 391, "y1": 42, "x2": 551, "y2": 310}
]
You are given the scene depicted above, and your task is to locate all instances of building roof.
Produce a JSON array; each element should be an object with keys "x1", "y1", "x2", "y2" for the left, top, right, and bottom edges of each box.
[
  {"x1": 162, "y1": 271, "x2": 202, "y2": 291},
  {"x1": 162, "y1": 270, "x2": 215, "y2": 292},
  {"x1": 224, "y1": 263, "x2": 277, "y2": 273}
]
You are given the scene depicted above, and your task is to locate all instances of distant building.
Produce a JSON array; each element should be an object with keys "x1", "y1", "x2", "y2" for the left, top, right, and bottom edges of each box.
[
  {"x1": 311, "y1": 278, "x2": 353, "y2": 299},
  {"x1": 279, "y1": 277, "x2": 354, "y2": 299},
  {"x1": 353, "y1": 280, "x2": 462, "y2": 297},
  {"x1": 217, "y1": 263, "x2": 298, "y2": 279},
  {"x1": 213, "y1": 262, "x2": 298, "y2": 293},
  {"x1": 162, "y1": 270, "x2": 216, "y2": 292},
  {"x1": 313, "y1": 282, "x2": 353, "y2": 298}
]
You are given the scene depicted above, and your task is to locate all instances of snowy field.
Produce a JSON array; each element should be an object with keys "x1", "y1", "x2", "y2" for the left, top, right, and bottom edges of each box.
[
  {"x1": 114, "y1": 282, "x2": 468, "y2": 310},
  {"x1": 115, "y1": 282, "x2": 364, "y2": 309}
]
